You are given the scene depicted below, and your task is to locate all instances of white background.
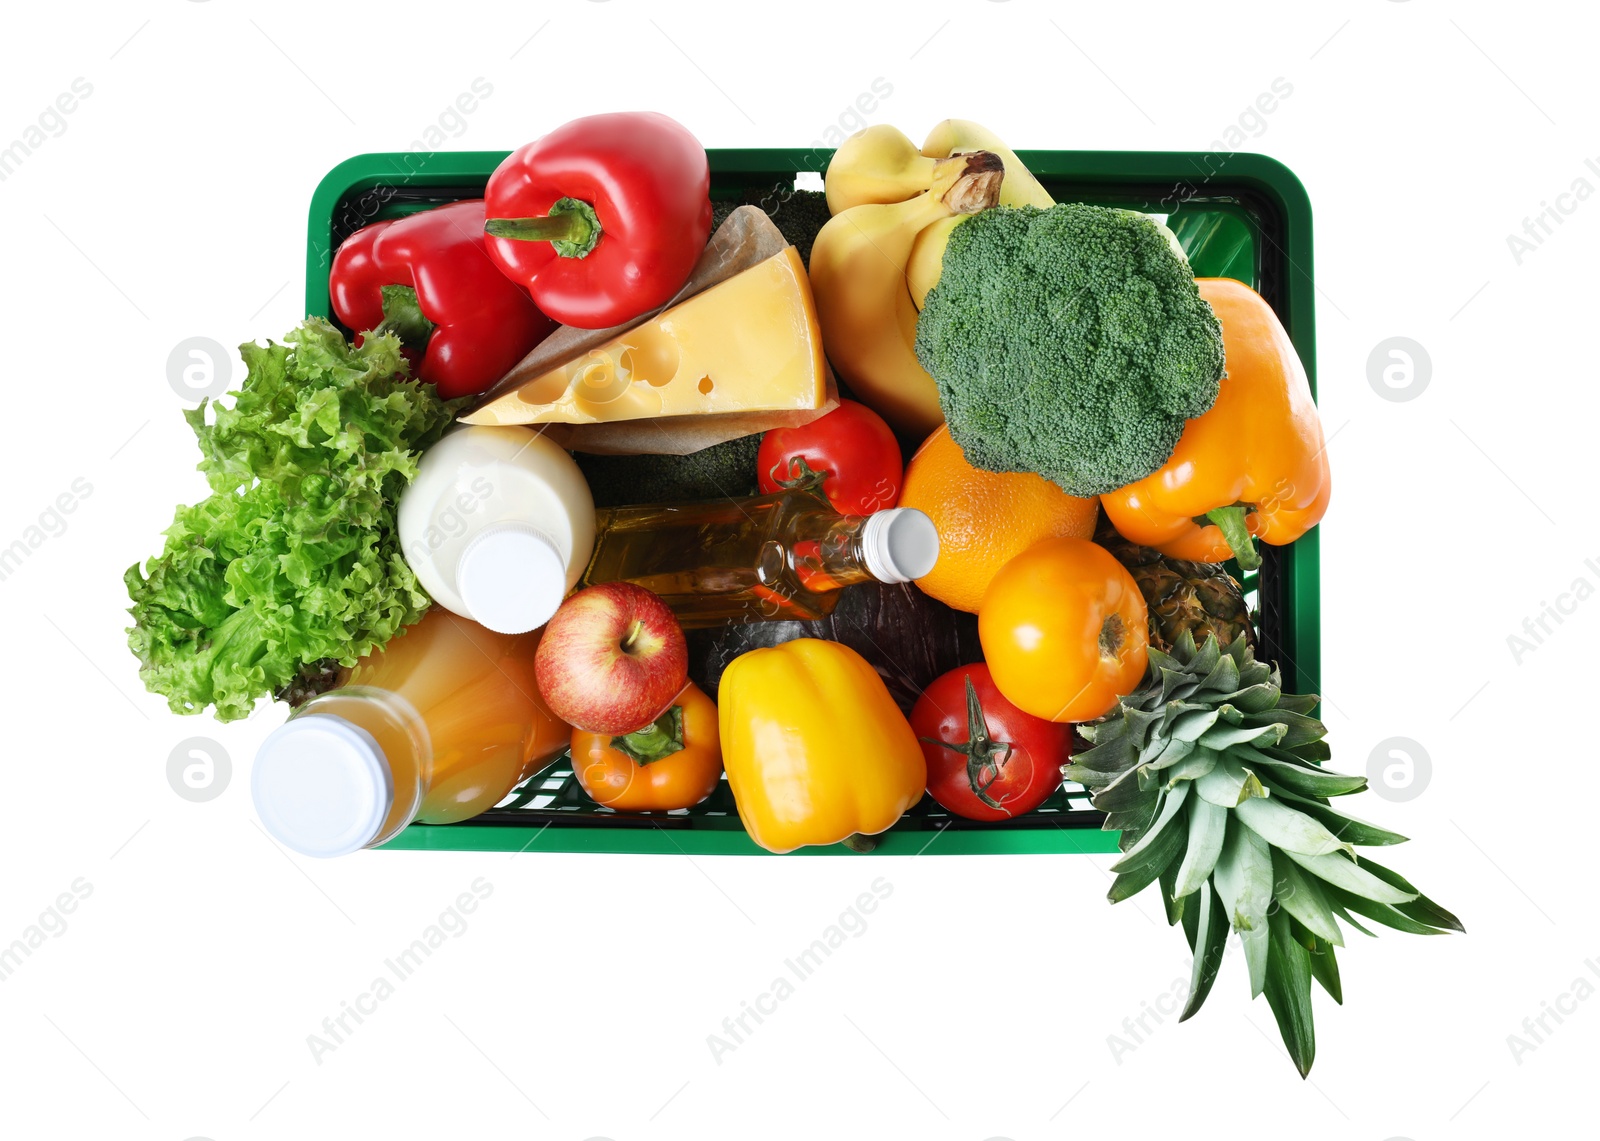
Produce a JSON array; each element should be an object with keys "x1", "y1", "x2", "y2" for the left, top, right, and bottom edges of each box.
[{"x1": 0, "y1": 1, "x2": 1590, "y2": 1137}]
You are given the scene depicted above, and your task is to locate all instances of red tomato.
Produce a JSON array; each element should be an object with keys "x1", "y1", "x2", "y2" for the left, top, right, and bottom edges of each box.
[
  {"x1": 911, "y1": 664, "x2": 1071, "y2": 821},
  {"x1": 757, "y1": 399, "x2": 903, "y2": 515}
]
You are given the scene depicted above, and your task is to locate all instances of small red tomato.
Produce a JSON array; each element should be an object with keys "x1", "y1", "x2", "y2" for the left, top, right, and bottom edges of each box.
[
  {"x1": 911, "y1": 664, "x2": 1071, "y2": 821},
  {"x1": 757, "y1": 399, "x2": 903, "y2": 515}
]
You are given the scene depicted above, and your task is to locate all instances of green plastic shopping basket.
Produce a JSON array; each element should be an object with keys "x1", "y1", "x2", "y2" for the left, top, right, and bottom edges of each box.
[{"x1": 304, "y1": 146, "x2": 1319, "y2": 856}]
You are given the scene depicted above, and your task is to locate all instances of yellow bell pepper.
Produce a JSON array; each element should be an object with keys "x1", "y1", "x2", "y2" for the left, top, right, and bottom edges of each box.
[{"x1": 717, "y1": 639, "x2": 927, "y2": 854}]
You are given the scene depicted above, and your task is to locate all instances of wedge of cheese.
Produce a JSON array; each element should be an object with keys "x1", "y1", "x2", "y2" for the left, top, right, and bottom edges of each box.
[{"x1": 462, "y1": 246, "x2": 826, "y2": 426}]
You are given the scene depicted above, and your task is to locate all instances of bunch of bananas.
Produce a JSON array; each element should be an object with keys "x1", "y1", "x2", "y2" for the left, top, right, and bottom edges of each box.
[
  {"x1": 809, "y1": 120, "x2": 1182, "y2": 441},
  {"x1": 808, "y1": 121, "x2": 1053, "y2": 441}
]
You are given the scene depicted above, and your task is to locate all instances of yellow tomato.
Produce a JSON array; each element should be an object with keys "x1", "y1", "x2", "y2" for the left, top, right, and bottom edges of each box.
[{"x1": 978, "y1": 538, "x2": 1148, "y2": 722}]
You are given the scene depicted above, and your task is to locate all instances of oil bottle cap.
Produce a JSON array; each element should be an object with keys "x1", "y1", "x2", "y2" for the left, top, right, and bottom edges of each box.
[
  {"x1": 252, "y1": 714, "x2": 394, "y2": 858},
  {"x1": 861, "y1": 507, "x2": 940, "y2": 583},
  {"x1": 456, "y1": 521, "x2": 568, "y2": 634}
]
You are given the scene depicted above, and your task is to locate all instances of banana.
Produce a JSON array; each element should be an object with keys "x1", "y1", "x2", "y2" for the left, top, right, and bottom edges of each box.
[
  {"x1": 823, "y1": 124, "x2": 937, "y2": 216},
  {"x1": 923, "y1": 119, "x2": 1187, "y2": 263},
  {"x1": 906, "y1": 215, "x2": 962, "y2": 310},
  {"x1": 808, "y1": 152, "x2": 1003, "y2": 440},
  {"x1": 830, "y1": 119, "x2": 1184, "y2": 260},
  {"x1": 825, "y1": 120, "x2": 1050, "y2": 215},
  {"x1": 909, "y1": 121, "x2": 1188, "y2": 309},
  {"x1": 921, "y1": 119, "x2": 1056, "y2": 209},
  {"x1": 824, "y1": 120, "x2": 1049, "y2": 312}
]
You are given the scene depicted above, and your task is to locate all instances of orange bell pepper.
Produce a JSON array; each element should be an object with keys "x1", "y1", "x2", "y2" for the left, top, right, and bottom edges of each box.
[{"x1": 1100, "y1": 278, "x2": 1330, "y2": 570}]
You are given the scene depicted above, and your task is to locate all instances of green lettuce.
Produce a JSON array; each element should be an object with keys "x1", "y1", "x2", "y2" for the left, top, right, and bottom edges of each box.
[{"x1": 125, "y1": 319, "x2": 460, "y2": 721}]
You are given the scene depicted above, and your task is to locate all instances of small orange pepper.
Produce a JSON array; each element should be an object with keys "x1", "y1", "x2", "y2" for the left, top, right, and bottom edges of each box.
[
  {"x1": 571, "y1": 683, "x2": 722, "y2": 812},
  {"x1": 1100, "y1": 278, "x2": 1330, "y2": 570}
]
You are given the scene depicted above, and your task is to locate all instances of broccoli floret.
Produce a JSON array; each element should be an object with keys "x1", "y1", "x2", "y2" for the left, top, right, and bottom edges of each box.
[
  {"x1": 575, "y1": 433, "x2": 762, "y2": 508},
  {"x1": 915, "y1": 204, "x2": 1225, "y2": 497}
]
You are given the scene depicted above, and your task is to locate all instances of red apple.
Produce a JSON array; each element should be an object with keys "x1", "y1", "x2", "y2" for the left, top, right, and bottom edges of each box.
[{"x1": 534, "y1": 582, "x2": 689, "y2": 734}]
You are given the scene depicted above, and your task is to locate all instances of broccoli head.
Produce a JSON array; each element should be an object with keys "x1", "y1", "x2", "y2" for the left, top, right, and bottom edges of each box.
[{"x1": 915, "y1": 203, "x2": 1225, "y2": 497}]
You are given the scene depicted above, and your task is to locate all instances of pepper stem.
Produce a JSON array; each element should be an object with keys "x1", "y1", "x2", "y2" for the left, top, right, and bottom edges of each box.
[
  {"x1": 1206, "y1": 505, "x2": 1262, "y2": 571},
  {"x1": 609, "y1": 705, "x2": 686, "y2": 765},
  {"x1": 484, "y1": 196, "x2": 603, "y2": 259},
  {"x1": 374, "y1": 284, "x2": 435, "y2": 348}
]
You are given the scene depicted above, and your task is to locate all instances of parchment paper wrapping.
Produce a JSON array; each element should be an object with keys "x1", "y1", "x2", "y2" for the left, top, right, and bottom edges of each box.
[{"x1": 461, "y1": 206, "x2": 838, "y2": 455}]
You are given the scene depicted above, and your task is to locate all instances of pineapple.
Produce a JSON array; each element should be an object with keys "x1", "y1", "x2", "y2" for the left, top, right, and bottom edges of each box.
[
  {"x1": 1065, "y1": 632, "x2": 1461, "y2": 1076},
  {"x1": 1097, "y1": 521, "x2": 1256, "y2": 653}
]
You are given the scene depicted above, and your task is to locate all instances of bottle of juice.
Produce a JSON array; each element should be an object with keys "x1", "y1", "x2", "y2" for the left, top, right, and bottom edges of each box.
[
  {"x1": 251, "y1": 607, "x2": 569, "y2": 857},
  {"x1": 398, "y1": 425, "x2": 596, "y2": 635},
  {"x1": 581, "y1": 489, "x2": 939, "y2": 627}
]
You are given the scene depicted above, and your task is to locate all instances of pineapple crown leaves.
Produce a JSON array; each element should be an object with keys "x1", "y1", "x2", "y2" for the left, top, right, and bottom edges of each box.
[{"x1": 1063, "y1": 630, "x2": 1463, "y2": 1078}]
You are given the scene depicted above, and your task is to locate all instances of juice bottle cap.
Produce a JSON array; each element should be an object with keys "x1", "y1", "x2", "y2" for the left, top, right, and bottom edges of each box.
[
  {"x1": 252, "y1": 714, "x2": 394, "y2": 858},
  {"x1": 862, "y1": 507, "x2": 940, "y2": 583},
  {"x1": 457, "y1": 522, "x2": 567, "y2": 634}
]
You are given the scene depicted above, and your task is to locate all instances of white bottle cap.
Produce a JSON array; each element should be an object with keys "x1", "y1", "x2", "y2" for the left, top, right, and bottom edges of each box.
[
  {"x1": 456, "y1": 521, "x2": 568, "y2": 634},
  {"x1": 252, "y1": 715, "x2": 394, "y2": 858},
  {"x1": 861, "y1": 507, "x2": 941, "y2": 583}
]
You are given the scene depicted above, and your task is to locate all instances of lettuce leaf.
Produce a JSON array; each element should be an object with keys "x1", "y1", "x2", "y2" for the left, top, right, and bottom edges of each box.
[{"x1": 125, "y1": 319, "x2": 460, "y2": 721}]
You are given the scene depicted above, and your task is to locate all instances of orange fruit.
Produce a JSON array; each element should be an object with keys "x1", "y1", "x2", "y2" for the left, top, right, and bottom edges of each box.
[{"x1": 901, "y1": 426, "x2": 1100, "y2": 613}]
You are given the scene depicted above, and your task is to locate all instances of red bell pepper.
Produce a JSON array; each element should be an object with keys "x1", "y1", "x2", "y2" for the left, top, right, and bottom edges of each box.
[
  {"x1": 483, "y1": 112, "x2": 712, "y2": 329},
  {"x1": 329, "y1": 199, "x2": 554, "y2": 400}
]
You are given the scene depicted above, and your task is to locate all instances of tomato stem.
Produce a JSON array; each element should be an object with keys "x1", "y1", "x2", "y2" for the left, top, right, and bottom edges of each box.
[
  {"x1": 919, "y1": 676, "x2": 1011, "y2": 810},
  {"x1": 1098, "y1": 613, "x2": 1126, "y2": 660},
  {"x1": 769, "y1": 454, "x2": 831, "y2": 494}
]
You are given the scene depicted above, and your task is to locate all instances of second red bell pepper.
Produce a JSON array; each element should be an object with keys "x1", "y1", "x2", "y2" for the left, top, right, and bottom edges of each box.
[
  {"x1": 483, "y1": 112, "x2": 712, "y2": 329},
  {"x1": 330, "y1": 199, "x2": 555, "y2": 399}
]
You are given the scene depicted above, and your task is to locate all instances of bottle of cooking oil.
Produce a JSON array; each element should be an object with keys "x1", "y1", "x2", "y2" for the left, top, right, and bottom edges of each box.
[{"x1": 581, "y1": 489, "x2": 939, "y2": 627}]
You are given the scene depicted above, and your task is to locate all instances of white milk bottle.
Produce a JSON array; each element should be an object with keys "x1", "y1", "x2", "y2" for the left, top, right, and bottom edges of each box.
[{"x1": 398, "y1": 425, "x2": 595, "y2": 634}]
